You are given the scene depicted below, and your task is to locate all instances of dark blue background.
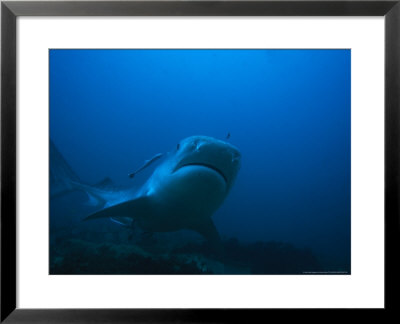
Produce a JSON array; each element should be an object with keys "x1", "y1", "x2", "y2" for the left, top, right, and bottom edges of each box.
[{"x1": 50, "y1": 49, "x2": 350, "y2": 270}]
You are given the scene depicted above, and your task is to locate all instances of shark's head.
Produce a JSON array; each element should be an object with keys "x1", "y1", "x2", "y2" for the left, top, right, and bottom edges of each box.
[
  {"x1": 141, "y1": 135, "x2": 241, "y2": 219},
  {"x1": 171, "y1": 135, "x2": 241, "y2": 192}
]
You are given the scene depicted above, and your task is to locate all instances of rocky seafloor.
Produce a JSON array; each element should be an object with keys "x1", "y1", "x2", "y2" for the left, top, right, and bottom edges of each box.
[{"x1": 50, "y1": 229, "x2": 322, "y2": 275}]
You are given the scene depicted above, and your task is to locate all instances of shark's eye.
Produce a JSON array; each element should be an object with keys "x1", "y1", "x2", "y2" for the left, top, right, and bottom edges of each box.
[{"x1": 176, "y1": 143, "x2": 180, "y2": 150}]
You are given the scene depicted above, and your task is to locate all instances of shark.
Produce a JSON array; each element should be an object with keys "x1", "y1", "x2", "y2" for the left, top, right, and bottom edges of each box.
[{"x1": 50, "y1": 135, "x2": 241, "y2": 247}]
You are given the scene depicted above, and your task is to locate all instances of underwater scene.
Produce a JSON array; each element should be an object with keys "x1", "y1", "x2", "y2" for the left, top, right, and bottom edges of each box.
[{"x1": 50, "y1": 49, "x2": 350, "y2": 275}]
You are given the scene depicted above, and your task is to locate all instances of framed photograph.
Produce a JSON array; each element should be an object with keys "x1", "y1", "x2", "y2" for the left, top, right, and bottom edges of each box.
[{"x1": 1, "y1": 0, "x2": 399, "y2": 322}]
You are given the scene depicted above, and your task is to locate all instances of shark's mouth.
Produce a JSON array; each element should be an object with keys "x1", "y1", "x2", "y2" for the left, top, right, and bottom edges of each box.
[{"x1": 175, "y1": 162, "x2": 228, "y2": 184}]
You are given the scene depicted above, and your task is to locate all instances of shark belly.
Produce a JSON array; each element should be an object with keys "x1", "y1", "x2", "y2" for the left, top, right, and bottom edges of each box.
[{"x1": 138, "y1": 165, "x2": 227, "y2": 233}]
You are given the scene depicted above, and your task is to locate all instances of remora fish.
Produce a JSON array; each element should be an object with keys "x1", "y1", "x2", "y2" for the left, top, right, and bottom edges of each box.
[
  {"x1": 128, "y1": 153, "x2": 163, "y2": 178},
  {"x1": 50, "y1": 136, "x2": 241, "y2": 246}
]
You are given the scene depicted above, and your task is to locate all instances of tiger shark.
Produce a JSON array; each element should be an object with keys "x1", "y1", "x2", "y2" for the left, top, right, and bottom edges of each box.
[{"x1": 50, "y1": 136, "x2": 241, "y2": 246}]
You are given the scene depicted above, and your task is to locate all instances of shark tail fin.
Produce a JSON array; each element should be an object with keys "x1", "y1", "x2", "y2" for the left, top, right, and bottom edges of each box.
[
  {"x1": 50, "y1": 139, "x2": 111, "y2": 208},
  {"x1": 50, "y1": 139, "x2": 82, "y2": 199}
]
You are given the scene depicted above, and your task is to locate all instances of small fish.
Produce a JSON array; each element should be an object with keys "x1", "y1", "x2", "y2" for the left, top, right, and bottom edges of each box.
[
  {"x1": 226, "y1": 132, "x2": 231, "y2": 140},
  {"x1": 128, "y1": 153, "x2": 163, "y2": 179},
  {"x1": 109, "y1": 217, "x2": 131, "y2": 228}
]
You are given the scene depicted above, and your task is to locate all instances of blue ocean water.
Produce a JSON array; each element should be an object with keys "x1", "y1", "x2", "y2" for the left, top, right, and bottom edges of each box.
[{"x1": 50, "y1": 49, "x2": 350, "y2": 274}]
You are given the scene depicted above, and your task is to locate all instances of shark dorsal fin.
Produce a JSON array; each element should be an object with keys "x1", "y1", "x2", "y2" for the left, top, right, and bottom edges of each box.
[{"x1": 94, "y1": 177, "x2": 114, "y2": 189}]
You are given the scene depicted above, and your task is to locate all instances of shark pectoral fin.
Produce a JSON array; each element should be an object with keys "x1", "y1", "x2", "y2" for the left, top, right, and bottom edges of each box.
[
  {"x1": 192, "y1": 219, "x2": 225, "y2": 272},
  {"x1": 83, "y1": 196, "x2": 151, "y2": 222},
  {"x1": 191, "y1": 218, "x2": 223, "y2": 254}
]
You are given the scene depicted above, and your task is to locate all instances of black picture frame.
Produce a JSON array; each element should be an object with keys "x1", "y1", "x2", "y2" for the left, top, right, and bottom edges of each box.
[{"x1": 1, "y1": 0, "x2": 399, "y2": 322}]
